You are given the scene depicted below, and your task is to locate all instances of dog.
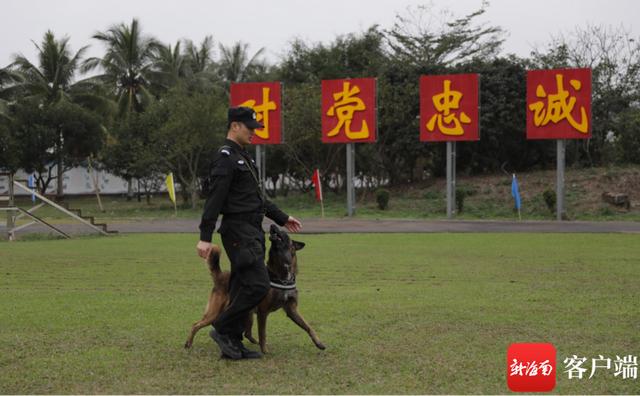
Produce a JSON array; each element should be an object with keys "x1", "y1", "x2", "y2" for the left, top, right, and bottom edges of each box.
[{"x1": 184, "y1": 224, "x2": 326, "y2": 354}]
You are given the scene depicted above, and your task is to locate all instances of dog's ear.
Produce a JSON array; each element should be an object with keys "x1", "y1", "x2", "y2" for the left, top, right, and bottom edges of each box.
[{"x1": 292, "y1": 240, "x2": 305, "y2": 251}]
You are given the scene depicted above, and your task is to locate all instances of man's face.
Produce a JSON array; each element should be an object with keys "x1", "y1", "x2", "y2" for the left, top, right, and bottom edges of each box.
[{"x1": 230, "y1": 122, "x2": 255, "y2": 146}]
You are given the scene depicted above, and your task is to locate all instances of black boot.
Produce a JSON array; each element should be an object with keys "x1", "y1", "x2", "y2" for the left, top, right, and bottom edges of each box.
[
  {"x1": 209, "y1": 329, "x2": 242, "y2": 360},
  {"x1": 220, "y1": 337, "x2": 263, "y2": 360},
  {"x1": 235, "y1": 341, "x2": 262, "y2": 359}
]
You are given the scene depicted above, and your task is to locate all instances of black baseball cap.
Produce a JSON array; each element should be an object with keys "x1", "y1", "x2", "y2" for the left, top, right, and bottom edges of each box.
[{"x1": 228, "y1": 106, "x2": 264, "y2": 129}]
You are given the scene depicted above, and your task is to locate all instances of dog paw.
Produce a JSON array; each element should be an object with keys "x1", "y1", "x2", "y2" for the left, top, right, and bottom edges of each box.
[
  {"x1": 315, "y1": 342, "x2": 326, "y2": 350},
  {"x1": 184, "y1": 341, "x2": 192, "y2": 349}
]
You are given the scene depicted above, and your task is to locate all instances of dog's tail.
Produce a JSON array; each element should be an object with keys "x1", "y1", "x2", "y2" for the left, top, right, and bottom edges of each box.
[{"x1": 206, "y1": 245, "x2": 223, "y2": 284}]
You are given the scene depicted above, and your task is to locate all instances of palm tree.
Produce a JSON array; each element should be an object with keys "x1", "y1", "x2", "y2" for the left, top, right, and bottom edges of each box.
[
  {"x1": 0, "y1": 67, "x2": 21, "y2": 84},
  {"x1": 10, "y1": 31, "x2": 110, "y2": 199},
  {"x1": 0, "y1": 67, "x2": 23, "y2": 90},
  {"x1": 0, "y1": 67, "x2": 23, "y2": 121},
  {"x1": 182, "y1": 36, "x2": 220, "y2": 92},
  {"x1": 82, "y1": 18, "x2": 160, "y2": 116},
  {"x1": 218, "y1": 41, "x2": 266, "y2": 84},
  {"x1": 149, "y1": 41, "x2": 189, "y2": 92},
  {"x1": 10, "y1": 31, "x2": 113, "y2": 115},
  {"x1": 185, "y1": 35, "x2": 215, "y2": 75},
  {"x1": 11, "y1": 31, "x2": 88, "y2": 105},
  {"x1": 149, "y1": 36, "x2": 222, "y2": 94}
]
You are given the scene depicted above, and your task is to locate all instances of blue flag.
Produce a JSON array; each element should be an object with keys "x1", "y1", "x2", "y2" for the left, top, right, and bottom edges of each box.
[
  {"x1": 27, "y1": 174, "x2": 36, "y2": 202},
  {"x1": 511, "y1": 174, "x2": 521, "y2": 210}
]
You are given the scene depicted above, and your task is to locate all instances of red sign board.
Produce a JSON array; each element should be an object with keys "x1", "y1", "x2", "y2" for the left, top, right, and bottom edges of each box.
[
  {"x1": 526, "y1": 68, "x2": 592, "y2": 140},
  {"x1": 321, "y1": 78, "x2": 377, "y2": 143},
  {"x1": 230, "y1": 82, "x2": 282, "y2": 144},
  {"x1": 507, "y1": 343, "x2": 557, "y2": 392},
  {"x1": 420, "y1": 74, "x2": 479, "y2": 142}
]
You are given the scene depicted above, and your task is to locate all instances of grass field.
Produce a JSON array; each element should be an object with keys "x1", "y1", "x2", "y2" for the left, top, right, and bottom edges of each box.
[{"x1": 0, "y1": 233, "x2": 638, "y2": 394}]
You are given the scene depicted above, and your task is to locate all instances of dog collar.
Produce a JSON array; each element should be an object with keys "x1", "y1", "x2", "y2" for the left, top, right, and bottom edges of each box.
[
  {"x1": 269, "y1": 281, "x2": 297, "y2": 290},
  {"x1": 268, "y1": 269, "x2": 296, "y2": 290}
]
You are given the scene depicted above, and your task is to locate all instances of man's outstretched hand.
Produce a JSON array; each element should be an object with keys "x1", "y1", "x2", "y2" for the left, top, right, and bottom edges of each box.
[{"x1": 284, "y1": 216, "x2": 302, "y2": 233}]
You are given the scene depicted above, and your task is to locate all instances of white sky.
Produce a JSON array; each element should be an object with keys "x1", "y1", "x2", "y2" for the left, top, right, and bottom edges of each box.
[{"x1": 1, "y1": 0, "x2": 638, "y2": 73}]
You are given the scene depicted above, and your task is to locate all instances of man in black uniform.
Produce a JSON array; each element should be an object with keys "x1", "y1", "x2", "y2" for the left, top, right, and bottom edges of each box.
[{"x1": 196, "y1": 106, "x2": 302, "y2": 360}]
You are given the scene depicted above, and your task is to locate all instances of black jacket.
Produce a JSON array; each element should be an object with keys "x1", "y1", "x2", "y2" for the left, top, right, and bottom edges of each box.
[{"x1": 199, "y1": 139, "x2": 289, "y2": 242}]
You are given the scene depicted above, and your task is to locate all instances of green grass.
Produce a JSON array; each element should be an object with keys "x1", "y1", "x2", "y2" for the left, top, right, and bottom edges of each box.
[{"x1": 1, "y1": 233, "x2": 638, "y2": 394}]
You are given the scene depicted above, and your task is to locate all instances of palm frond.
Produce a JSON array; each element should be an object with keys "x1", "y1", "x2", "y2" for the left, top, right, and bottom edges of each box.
[{"x1": 88, "y1": 18, "x2": 159, "y2": 114}]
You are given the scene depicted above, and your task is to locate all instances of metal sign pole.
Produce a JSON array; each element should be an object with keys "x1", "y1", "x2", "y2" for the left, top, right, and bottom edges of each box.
[
  {"x1": 452, "y1": 141, "x2": 457, "y2": 216},
  {"x1": 346, "y1": 143, "x2": 355, "y2": 217},
  {"x1": 446, "y1": 141, "x2": 457, "y2": 219},
  {"x1": 7, "y1": 173, "x2": 15, "y2": 240},
  {"x1": 556, "y1": 139, "x2": 565, "y2": 221}
]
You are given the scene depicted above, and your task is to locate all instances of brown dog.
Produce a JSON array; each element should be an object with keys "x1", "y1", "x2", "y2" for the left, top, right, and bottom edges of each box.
[{"x1": 184, "y1": 224, "x2": 325, "y2": 354}]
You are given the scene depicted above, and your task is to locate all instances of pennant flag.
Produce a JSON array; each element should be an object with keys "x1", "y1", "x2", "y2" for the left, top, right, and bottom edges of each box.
[
  {"x1": 27, "y1": 174, "x2": 36, "y2": 202},
  {"x1": 312, "y1": 169, "x2": 323, "y2": 202},
  {"x1": 511, "y1": 174, "x2": 522, "y2": 211},
  {"x1": 165, "y1": 173, "x2": 176, "y2": 204}
]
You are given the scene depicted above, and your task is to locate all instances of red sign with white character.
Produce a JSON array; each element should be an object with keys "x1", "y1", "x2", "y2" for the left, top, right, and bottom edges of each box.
[{"x1": 230, "y1": 82, "x2": 282, "y2": 144}]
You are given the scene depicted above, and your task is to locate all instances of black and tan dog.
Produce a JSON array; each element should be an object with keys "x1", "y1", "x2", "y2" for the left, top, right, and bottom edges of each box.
[{"x1": 184, "y1": 224, "x2": 325, "y2": 354}]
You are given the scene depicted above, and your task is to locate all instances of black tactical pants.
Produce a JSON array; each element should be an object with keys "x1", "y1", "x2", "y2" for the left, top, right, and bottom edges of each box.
[{"x1": 213, "y1": 216, "x2": 269, "y2": 340}]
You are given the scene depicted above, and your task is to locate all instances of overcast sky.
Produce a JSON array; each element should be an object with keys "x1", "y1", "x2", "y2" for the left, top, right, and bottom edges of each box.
[{"x1": 1, "y1": 0, "x2": 638, "y2": 74}]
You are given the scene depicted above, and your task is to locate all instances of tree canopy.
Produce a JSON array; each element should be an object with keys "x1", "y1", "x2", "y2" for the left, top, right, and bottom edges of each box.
[{"x1": 1, "y1": 4, "x2": 639, "y2": 200}]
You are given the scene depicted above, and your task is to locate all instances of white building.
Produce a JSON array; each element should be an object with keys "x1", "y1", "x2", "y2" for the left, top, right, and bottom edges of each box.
[{"x1": 0, "y1": 166, "x2": 138, "y2": 196}]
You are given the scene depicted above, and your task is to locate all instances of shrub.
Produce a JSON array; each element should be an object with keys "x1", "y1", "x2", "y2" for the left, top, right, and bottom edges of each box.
[
  {"x1": 454, "y1": 185, "x2": 477, "y2": 213},
  {"x1": 423, "y1": 190, "x2": 440, "y2": 200},
  {"x1": 456, "y1": 188, "x2": 467, "y2": 213},
  {"x1": 542, "y1": 189, "x2": 556, "y2": 214},
  {"x1": 376, "y1": 189, "x2": 390, "y2": 210}
]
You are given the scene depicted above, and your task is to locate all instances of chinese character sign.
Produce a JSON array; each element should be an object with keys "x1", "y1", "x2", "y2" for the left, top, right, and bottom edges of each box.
[
  {"x1": 230, "y1": 82, "x2": 282, "y2": 144},
  {"x1": 322, "y1": 78, "x2": 377, "y2": 143},
  {"x1": 526, "y1": 68, "x2": 592, "y2": 140},
  {"x1": 420, "y1": 74, "x2": 479, "y2": 142}
]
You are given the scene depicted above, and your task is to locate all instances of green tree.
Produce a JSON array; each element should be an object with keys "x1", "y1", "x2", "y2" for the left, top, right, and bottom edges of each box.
[
  {"x1": 153, "y1": 87, "x2": 227, "y2": 208},
  {"x1": 449, "y1": 56, "x2": 556, "y2": 175},
  {"x1": 218, "y1": 41, "x2": 266, "y2": 84},
  {"x1": 183, "y1": 35, "x2": 220, "y2": 92},
  {"x1": 10, "y1": 100, "x2": 104, "y2": 193},
  {"x1": 0, "y1": 67, "x2": 23, "y2": 121},
  {"x1": 614, "y1": 107, "x2": 640, "y2": 164},
  {"x1": 0, "y1": 122, "x2": 20, "y2": 172},
  {"x1": 531, "y1": 24, "x2": 640, "y2": 166},
  {"x1": 82, "y1": 18, "x2": 161, "y2": 116},
  {"x1": 377, "y1": 2, "x2": 505, "y2": 184},
  {"x1": 278, "y1": 26, "x2": 387, "y2": 84},
  {"x1": 10, "y1": 31, "x2": 111, "y2": 198},
  {"x1": 386, "y1": 2, "x2": 504, "y2": 68},
  {"x1": 100, "y1": 112, "x2": 165, "y2": 202},
  {"x1": 149, "y1": 41, "x2": 190, "y2": 93},
  {"x1": 185, "y1": 36, "x2": 215, "y2": 75},
  {"x1": 280, "y1": 83, "x2": 339, "y2": 193},
  {"x1": 276, "y1": 27, "x2": 389, "y2": 193},
  {"x1": 10, "y1": 31, "x2": 88, "y2": 105}
]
